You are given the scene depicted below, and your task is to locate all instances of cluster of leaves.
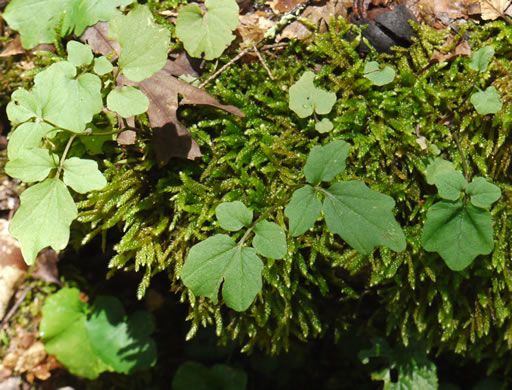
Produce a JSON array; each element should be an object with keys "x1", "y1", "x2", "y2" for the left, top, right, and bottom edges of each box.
[{"x1": 40, "y1": 288, "x2": 156, "y2": 379}]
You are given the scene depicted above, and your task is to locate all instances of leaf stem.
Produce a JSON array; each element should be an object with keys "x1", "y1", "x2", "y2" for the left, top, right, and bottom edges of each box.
[
  {"x1": 452, "y1": 130, "x2": 469, "y2": 183},
  {"x1": 56, "y1": 134, "x2": 78, "y2": 179}
]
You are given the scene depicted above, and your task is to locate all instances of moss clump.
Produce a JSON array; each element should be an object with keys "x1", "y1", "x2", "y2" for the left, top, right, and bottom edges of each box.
[{"x1": 76, "y1": 17, "x2": 512, "y2": 370}]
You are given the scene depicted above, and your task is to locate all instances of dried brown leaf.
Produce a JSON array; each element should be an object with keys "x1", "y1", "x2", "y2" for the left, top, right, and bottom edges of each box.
[
  {"x1": 430, "y1": 40, "x2": 471, "y2": 63},
  {"x1": 14, "y1": 342, "x2": 46, "y2": 374},
  {"x1": 80, "y1": 22, "x2": 120, "y2": 61},
  {"x1": 117, "y1": 130, "x2": 137, "y2": 145},
  {"x1": 32, "y1": 249, "x2": 60, "y2": 284},
  {"x1": 480, "y1": 0, "x2": 512, "y2": 19}
]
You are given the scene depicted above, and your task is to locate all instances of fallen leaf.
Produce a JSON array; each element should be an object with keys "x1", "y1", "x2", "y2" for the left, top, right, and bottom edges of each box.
[
  {"x1": 32, "y1": 249, "x2": 60, "y2": 284},
  {"x1": 80, "y1": 22, "x2": 120, "y2": 61},
  {"x1": 480, "y1": 0, "x2": 512, "y2": 19},
  {"x1": 116, "y1": 130, "x2": 137, "y2": 145},
  {"x1": 416, "y1": 0, "x2": 481, "y2": 27},
  {"x1": 430, "y1": 40, "x2": 471, "y2": 63},
  {"x1": 0, "y1": 36, "x2": 24, "y2": 57},
  {"x1": 14, "y1": 342, "x2": 46, "y2": 373},
  {"x1": 270, "y1": 0, "x2": 308, "y2": 14},
  {"x1": 238, "y1": 13, "x2": 276, "y2": 47}
]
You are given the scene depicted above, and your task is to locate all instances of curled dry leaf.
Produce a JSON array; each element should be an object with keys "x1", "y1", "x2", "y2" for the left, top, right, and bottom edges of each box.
[
  {"x1": 430, "y1": 40, "x2": 472, "y2": 63},
  {"x1": 238, "y1": 13, "x2": 276, "y2": 47},
  {"x1": 480, "y1": 0, "x2": 512, "y2": 19},
  {"x1": 14, "y1": 342, "x2": 46, "y2": 374},
  {"x1": 415, "y1": 0, "x2": 480, "y2": 28}
]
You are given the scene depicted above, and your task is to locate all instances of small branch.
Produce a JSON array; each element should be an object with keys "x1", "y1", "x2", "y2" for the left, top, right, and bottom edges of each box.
[
  {"x1": 56, "y1": 134, "x2": 78, "y2": 179},
  {"x1": 0, "y1": 287, "x2": 31, "y2": 329},
  {"x1": 253, "y1": 44, "x2": 274, "y2": 80}
]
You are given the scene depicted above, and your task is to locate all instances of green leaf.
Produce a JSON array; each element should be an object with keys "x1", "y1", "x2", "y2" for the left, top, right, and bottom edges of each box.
[
  {"x1": 466, "y1": 177, "x2": 501, "y2": 209},
  {"x1": 252, "y1": 220, "x2": 287, "y2": 259},
  {"x1": 93, "y1": 56, "x2": 113, "y2": 75},
  {"x1": 285, "y1": 185, "x2": 322, "y2": 237},
  {"x1": 6, "y1": 88, "x2": 40, "y2": 124},
  {"x1": 9, "y1": 178, "x2": 78, "y2": 265},
  {"x1": 63, "y1": 157, "x2": 107, "y2": 194},
  {"x1": 7, "y1": 121, "x2": 53, "y2": 160},
  {"x1": 176, "y1": 0, "x2": 239, "y2": 61},
  {"x1": 5, "y1": 149, "x2": 57, "y2": 182},
  {"x1": 363, "y1": 61, "x2": 396, "y2": 86},
  {"x1": 67, "y1": 41, "x2": 93, "y2": 67},
  {"x1": 434, "y1": 171, "x2": 466, "y2": 201},
  {"x1": 181, "y1": 234, "x2": 264, "y2": 311},
  {"x1": 471, "y1": 86, "x2": 502, "y2": 115},
  {"x1": 109, "y1": 5, "x2": 170, "y2": 82},
  {"x1": 173, "y1": 362, "x2": 247, "y2": 390},
  {"x1": 315, "y1": 118, "x2": 333, "y2": 133},
  {"x1": 3, "y1": 0, "x2": 132, "y2": 49},
  {"x1": 289, "y1": 71, "x2": 336, "y2": 118},
  {"x1": 40, "y1": 288, "x2": 109, "y2": 379},
  {"x1": 322, "y1": 181, "x2": 406, "y2": 254},
  {"x1": 425, "y1": 157, "x2": 455, "y2": 185},
  {"x1": 107, "y1": 86, "x2": 150, "y2": 118},
  {"x1": 421, "y1": 200, "x2": 494, "y2": 271},
  {"x1": 85, "y1": 296, "x2": 157, "y2": 374},
  {"x1": 304, "y1": 140, "x2": 350, "y2": 185},
  {"x1": 215, "y1": 201, "x2": 253, "y2": 231},
  {"x1": 79, "y1": 126, "x2": 115, "y2": 155},
  {"x1": 468, "y1": 46, "x2": 494, "y2": 72}
]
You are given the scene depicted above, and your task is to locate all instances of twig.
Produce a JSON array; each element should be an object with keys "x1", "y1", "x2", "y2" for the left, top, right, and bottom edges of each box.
[
  {"x1": 252, "y1": 44, "x2": 274, "y2": 80},
  {"x1": 0, "y1": 286, "x2": 31, "y2": 329}
]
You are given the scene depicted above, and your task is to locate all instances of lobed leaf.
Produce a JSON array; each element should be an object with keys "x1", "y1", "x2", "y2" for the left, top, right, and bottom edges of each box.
[
  {"x1": 5, "y1": 149, "x2": 57, "y2": 183},
  {"x1": 434, "y1": 170, "x2": 466, "y2": 201},
  {"x1": 93, "y1": 56, "x2": 114, "y2": 75},
  {"x1": 215, "y1": 201, "x2": 253, "y2": 231},
  {"x1": 252, "y1": 220, "x2": 287, "y2": 259},
  {"x1": 289, "y1": 71, "x2": 336, "y2": 118},
  {"x1": 9, "y1": 178, "x2": 78, "y2": 265},
  {"x1": 471, "y1": 86, "x2": 502, "y2": 115},
  {"x1": 421, "y1": 200, "x2": 494, "y2": 271},
  {"x1": 67, "y1": 41, "x2": 93, "y2": 67},
  {"x1": 6, "y1": 88, "x2": 40, "y2": 124},
  {"x1": 424, "y1": 157, "x2": 455, "y2": 185},
  {"x1": 468, "y1": 46, "x2": 495, "y2": 72},
  {"x1": 322, "y1": 181, "x2": 406, "y2": 254},
  {"x1": 304, "y1": 140, "x2": 350, "y2": 185},
  {"x1": 466, "y1": 177, "x2": 501, "y2": 208},
  {"x1": 180, "y1": 234, "x2": 264, "y2": 311},
  {"x1": 285, "y1": 185, "x2": 322, "y2": 237},
  {"x1": 106, "y1": 86, "x2": 149, "y2": 118},
  {"x1": 315, "y1": 118, "x2": 333, "y2": 133},
  {"x1": 363, "y1": 61, "x2": 396, "y2": 86},
  {"x1": 63, "y1": 157, "x2": 107, "y2": 194},
  {"x1": 7, "y1": 122, "x2": 53, "y2": 160}
]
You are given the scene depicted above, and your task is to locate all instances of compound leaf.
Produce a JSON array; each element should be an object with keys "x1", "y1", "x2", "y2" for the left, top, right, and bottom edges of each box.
[
  {"x1": 425, "y1": 157, "x2": 455, "y2": 185},
  {"x1": 363, "y1": 61, "x2": 395, "y2": 86},
  {"x1": 63, "y1": 157, "x2": 107, "y2": 194},
  {"x1": 304, "y1": 140, "x2": 350, "y2": 185},
  {"x1": 67, "y1": 41, "x2": 93, "y2": 67},
  {"x1": 9, "y1": 178, "x2": 78, "y2": 265},
  {"x1": 471, "y1": 86, "x2": 502, "y2": 115},
  {"x1": 322, "y1": 181, "x2": 406, "y2": 254},
  {"x1": 7, "y1": 121, "x2": 54, "y2": 160},
  {"x1": 176, "y1": 0, "x2": 239, "y2": 60},
  {"x1": 5, "y1": 148, "x2": 56, "y2": 183},
  {"x1": 421, "y1": 200, "x2": 494, "y2": 271},
  {"x1": 466, "y1": 177, "x2": 501, "y2": 209},
  {"x1": 253, "y1": 220, "x2": 287, "y2": 259},
  {"x1": 85, "y1": 296, "x2": 157, "y2": 374},
  {"x1": 109, "y1": 5, "x2": 170, "y2": 82},
  {"x1": 181, "y1": 234, "x2": 264, "y2": 311},
  {"x1": 468, "y1": 46, "x2": 495, "y2": 72},
  {"x1": 289, "y1": 71, "x2": 336, "y2": 118},
  {"x1": 107, "y1": 86, "x2": 149, "y2": 118},
  {"x1": 215, "y1": 201, "x2": 253, "y2": 231},
  {"x1": 285, "y1": 185, "x2": 322, "y2": 237},
  {"x1": 434, "y1": 171, "x2": 466, "y2": 201},
  {"x1": 40, "y1": 288, "x2": 109, "y2": 379}
]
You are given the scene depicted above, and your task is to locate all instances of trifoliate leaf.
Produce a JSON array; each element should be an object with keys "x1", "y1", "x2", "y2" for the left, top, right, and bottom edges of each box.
[
  {"x1": 434, "y1": 171, "x2": 466, "y2": 201},
  {"x1": 471, "y1": 86, "x2": 502, "y2": 115},
  {"x1": 5, "y1": 149, "x2": 57, "y2": 183},
  {"x1": 289, "y1": 71, "x2": 336, "y2": 118},
  {"x1": 215, "y1": 201, "x2": 253, "y2": 231},
  {"x1": 107, "y1": 86, "x2": 150, "y2": 118},
  {"x1": 252, "y1": 220, "x2": 287, "y2": 259},
  {"x1": 363, "y1": 61, "x2": 396, "y2": 86},
  {"x1": 9, "y1": 178, "x2": 77, "y2": 264},
  {"x1": 425, "y1": 157, "x2": 455, "y2": 185},
  {"x1": 109, "y1": 5, "x2": 170, "y2": 82},
  {"x1": 3, "y1": 0, "x2": 132, "y2": 49},
  {"x1": 93, "y1": 56, "x2": 113, "y2": 75},
  {"x1": 176, "y1": 0, "x2": 239, "y2": 60},
  {"x1": 6, "y1": 88, "x2": 40, "y2": 124},
  {"x1": 63, "y1": 157, "x2": 107, "y2": 194},
  {"x1": 466, "y1": 177, "x2": 501, "y2": 208},
  {"x1": 323, "y1": 181, "x2": 406, "y2": 254},
  {"x1": 304, "y1": 140, "x2": 350, "y2": 185},
  {"x1": 67, "y1": 41, "x2": 93, "y2": 67},
  {"x1": 7, "y1": 122, "x2": 53, "y2": 160},
  {"x1": 172, "y1": 362, "x2": 247, "y2": 390},
  {"x1": 421, "y1": 200, "x2": 494, "y2": 271},
  {"x1": 85, "y1": 296, "x2": 157, "y2": 374},
  {"x1": 181, "y1": 234, "x2": 264, "y2": 311},
  {"x1": 315, "y1": 118, "x2": 333, "y2": 133},
  {"x1": 468, "y1": 46, "x2": 494, "y2": 72},
  {"x1": 40, "y1": 288, "x2": 109, "y2": 379},
  {"x1": 285, "y1": 185, "x2": 322, "y2": 237}
]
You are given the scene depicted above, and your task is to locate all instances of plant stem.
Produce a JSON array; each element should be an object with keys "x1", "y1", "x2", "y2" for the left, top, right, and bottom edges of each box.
[
  {"x1": 452, "y1": 130, "x2": 469, "y2": 182},
  {"x1": 56, "y1": 134, "x2": 77, "y2": 179}
]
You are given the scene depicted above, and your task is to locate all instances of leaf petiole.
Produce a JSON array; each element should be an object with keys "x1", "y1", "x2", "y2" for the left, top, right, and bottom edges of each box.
[{"x1": 56, "y1": 134, "x2": 78, "y2": 179}]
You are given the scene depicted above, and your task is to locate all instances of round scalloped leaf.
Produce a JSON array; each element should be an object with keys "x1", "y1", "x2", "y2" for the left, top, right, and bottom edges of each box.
[
  {"x1": 253, "y1": 220, "x2": 287, "y2": 259},
  {"x1": 215, "y1": 201, "x2": 253, "y2": 231},
  {"x1": 434, "y1": 171, "x2": 466, "y2": 201},
  {"x1": 315, "y1": 118, "x2": 333, "y2": 133},
  {"x1": 109, "y1": 5, "x2": 170, "y2": 82},
  {"x1": 5, "y1": 148, "x2": 57, "y2": 183},
  {"x1": 285, "y1": 185, "x2": 322, "y2": 237},
  {"x1": 363, "y1": 61, "x2": 395, "y2": 86},
  {"x1": 180, "y1": 234, "x2": 264, "y2": 311},
  {"x1": 466, "y1": 177, "x2": 501, "y2": 208},
  {"x1": 421, "y1": 200, "x2": 494, "y2": 271},
  {"x1": 107, "y1": 86, "x2": 149, "y2": 118},
  {"x1": 304, "y1": 140, "x2": 350, "y2": 185},
  {"x1": 471, "y1": 86, "x2": 502, "y2": 115},
  {"x1": 93, "y1": 56, "x2": 114, "y2": 75},
  {"x1": 67, "y1": 41, "x2": 93, "y2": 67},
  {"x1": 425, "y1": 157, "x2": 455, "y2": 185},
  {"x1": 7, "y1": 122, "x2": 53, "y2": 160},
  {"x1": 289, "y1": 71, "x2": 336, "y2": 118},
  {"x1": 176, "y1": 0, "x2": 239, "y2": 60},
  {"x1": 63, "y1": 157, "x2": 107, "y2": 194},
  {"x1": 6, "y1": 88, "x2": 40, "y2": 124},
  {"x1": 468, "y1": 46, "x2": 494, "y2": 72}
]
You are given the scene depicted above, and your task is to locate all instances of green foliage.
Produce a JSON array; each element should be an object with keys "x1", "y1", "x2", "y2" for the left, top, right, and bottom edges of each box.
[
  {"x1": 3, "y1": 0, "x2": 133, "y2": 49},
  {"x1": 314, "y1": 118, "x2": 333, "y2": 133},
  {"x1": 363, "y1": 61, "x2": 395, "y2": 86},
  {"x1": 172, "y1": 362, "x2": 247, "y2": 390},
  {"x1": 288, "y1": 71, "x2": 336, "y2": 118},
  {"x1": 67, "y1": 41, "x2": 94, "y2": 67},
  {"x1": 471, "y1": 86, "x2": 503, "y2": 115},
  {"x1": 468, "y1": 46, "x2": 495, "y2": 72},
  {"x1": 107, "y1": 86, "x2": 150, "y2": 118},
  {"x1": 41, "y1": 288, "x2": 157, "y2": 379},
  {"x1": 176, "y1": 0, "x2": 239, "y2": 60}
]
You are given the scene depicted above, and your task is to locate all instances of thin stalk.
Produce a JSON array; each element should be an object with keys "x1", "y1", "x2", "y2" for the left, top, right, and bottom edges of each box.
[{"x1": 56, "y1": 134, "x2": 77, "y2": 179}]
